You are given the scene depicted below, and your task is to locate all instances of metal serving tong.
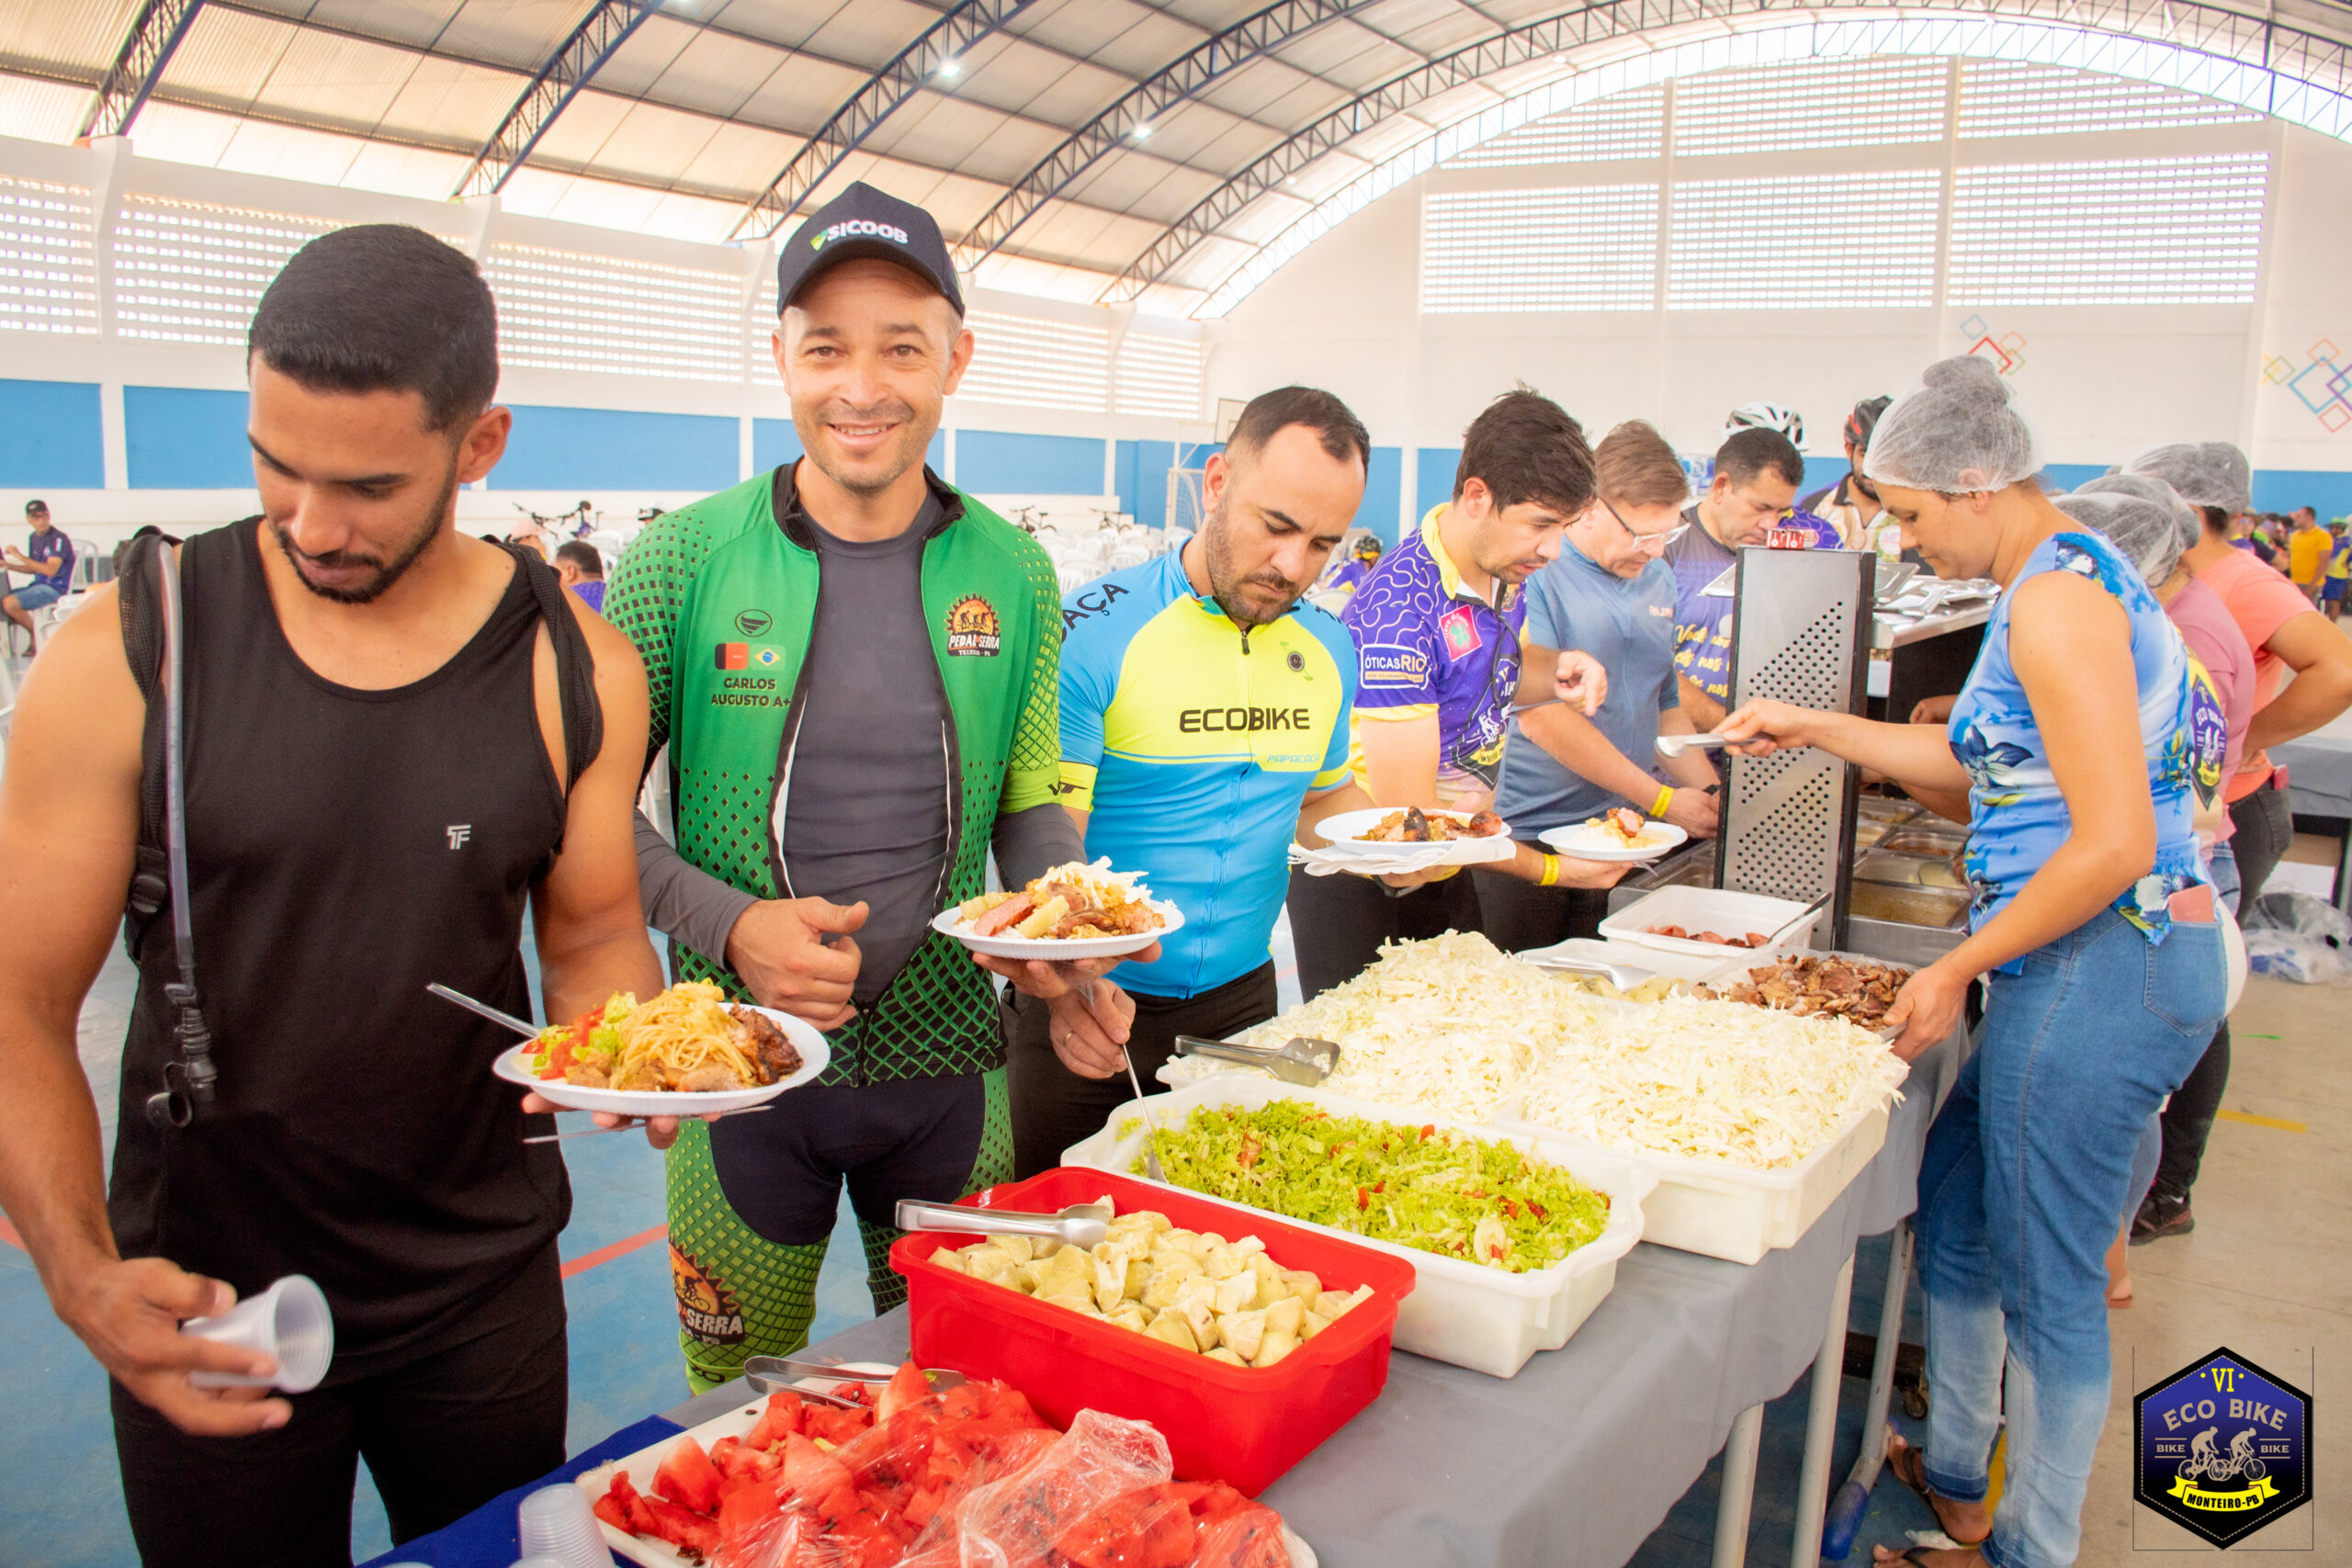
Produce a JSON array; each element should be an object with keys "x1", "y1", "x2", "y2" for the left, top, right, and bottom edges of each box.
[
  {"x1": 1654, "y1": 731, "x2": 1735, "y2": 759},
  {"x1": 741, "y1": 1357, "x2": 967, "y2": 1409},
  {"x1": 1170, "y1": 1033, "x2": 1340, "y2": 1087},
  {"x1": 895, "y1": 1198, "x2": 1114, "y2": 1251},
  {"x1": 1511, "y1": 942, "x2": 1662, "y2": 990}
]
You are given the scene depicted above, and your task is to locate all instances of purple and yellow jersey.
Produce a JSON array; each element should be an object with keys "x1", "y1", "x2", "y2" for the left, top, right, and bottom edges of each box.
[{"x1": 1340, "y1": 505, "x2": 1527, "y2": 802}]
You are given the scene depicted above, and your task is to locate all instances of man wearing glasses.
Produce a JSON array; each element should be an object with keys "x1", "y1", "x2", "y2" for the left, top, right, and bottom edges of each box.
[
  {"x1": 1662, "y1": 425, "x2": 1820, "y2": 732},
  {"x1": 1479, "y1": 422, "x2": 1723, "y2": 950}
]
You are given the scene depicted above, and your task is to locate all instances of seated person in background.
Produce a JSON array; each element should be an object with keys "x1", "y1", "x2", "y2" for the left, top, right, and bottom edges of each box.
[
  {"x1": 1480, "y1": 420, "x2": 1723, "y2": 952},
  {"x1": 3, "y1": 499, "x2": 75, "y2": 650},
  {"x1": 1286, "y1": 387, "x2": 1624, "y2": 1000},
  {"x1": 1663, "y1": 426, "x2": 1821, "y2": 732},
  {"x1": 555, "y1": 539, "x2": 605, "y2": 613}
]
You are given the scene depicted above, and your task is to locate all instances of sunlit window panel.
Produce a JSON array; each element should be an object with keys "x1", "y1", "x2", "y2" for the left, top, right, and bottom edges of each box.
[
  {"x1": 112, "y1": 195, "x2": 342, "y2": 344},
  {"x1": 1673, "y1": 58, "x2": 1950, "y2": 156},
  {"x1": 1446, "y1": 86, "x2": 1666, "y2": 167},
  {"x1": 1668, "y1": 171, "x2": 1940, "y2": 309},
  {"x1": 487, "y1": 242, "x2": 744, "y2": 383},
  {"x1": 959, "y1": 308, "x2": 1112, "y2": 413},
  {"x1": 1421, "y1": 186, "x2": 1660, "y2": 313},
  {"x1": 1114, "y1": 333, "x2": 1204, "y2": 419},
  {"x1": 0, "y1": 175, "x2": 96, "y2": 335},
  {"x1": 1949, "y1": 154, "x2": 2267, "y2": 305},
  {"x1": 1958, "y1": 62, "x2": 2262, "y2": 137}
]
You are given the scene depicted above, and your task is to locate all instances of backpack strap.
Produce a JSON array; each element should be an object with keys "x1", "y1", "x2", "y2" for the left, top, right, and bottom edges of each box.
[
  {"x1": 503, "y1": 543, "x2": 605, "y2": 795},
  {"x1": 118, "y1": 530, "x2": 177, "y2": 956}
]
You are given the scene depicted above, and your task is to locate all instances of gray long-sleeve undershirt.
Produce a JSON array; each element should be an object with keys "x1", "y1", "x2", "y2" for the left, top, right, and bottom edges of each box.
[{"x1": 633, "y1": 802, "x2": 1084, "y2": 971}]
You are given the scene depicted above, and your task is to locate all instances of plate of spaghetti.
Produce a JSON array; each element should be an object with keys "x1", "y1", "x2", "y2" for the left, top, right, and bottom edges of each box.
[{"x1": 491, "y1": 981, "x2": 830, "y2": 1117}]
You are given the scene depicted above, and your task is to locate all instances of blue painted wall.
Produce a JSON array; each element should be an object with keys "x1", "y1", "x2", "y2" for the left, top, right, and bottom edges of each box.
[
  {"x1": 1114, "y1": 439, "x2": 1177, "y2": 528},
  {"x1": 956, "y1": 430, "x2": 1103, "y2": 495},
  {"x1": 0, "y1": 378, "x2": 105, "y2": 489},
  {"x1": 494, "y1": 406, "x2": 736, "y2": 491},
  {"x1": 125, "y1": 386, "x2": 251, "y2": 489},
  {"x1": 2252, "y1": 468, "x2": 2352, "y2": 519},
  {"x1": 1415, "y1": 446, "x2": 1460, "y2": 523},
  {"x1": 752, "y1": 418, "x2": 802, "y2": 472},
  {"x1": 1358, "y1": 446, "x2": 1403, "y2": 544}
]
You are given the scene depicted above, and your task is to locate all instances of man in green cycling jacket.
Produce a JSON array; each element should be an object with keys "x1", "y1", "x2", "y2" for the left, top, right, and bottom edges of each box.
[{"x1": 606, "y1": 185, "x2": 1151, "y2": 1391}]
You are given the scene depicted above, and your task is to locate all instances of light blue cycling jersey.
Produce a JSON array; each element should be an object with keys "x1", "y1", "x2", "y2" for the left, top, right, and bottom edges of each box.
[{"x1": 1057, "y1": 550, "x2": 1358, "y2": 998}]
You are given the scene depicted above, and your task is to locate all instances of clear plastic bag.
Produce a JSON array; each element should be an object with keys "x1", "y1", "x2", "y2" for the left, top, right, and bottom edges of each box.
[
  {"x1": 2241, "y1": 889, "x2": 2352, "y2": 985},
  {"x1": 953, "y1": 1411, "x2": 1173, "y2": 1568}
]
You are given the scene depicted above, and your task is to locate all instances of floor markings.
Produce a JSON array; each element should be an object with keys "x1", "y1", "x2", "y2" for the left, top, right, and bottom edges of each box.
[
  {"x1": 560, "y1": 1222, "x2": 668, "y2": 1280},
  {"x1": 2217, "y1": 1108, "x2": 2308, "y2": 1134}
]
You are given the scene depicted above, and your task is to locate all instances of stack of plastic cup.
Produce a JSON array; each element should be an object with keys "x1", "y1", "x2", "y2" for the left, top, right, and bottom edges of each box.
[
  {"x1": 517, "y1": 1483, "x2": 613, "y2": 1567},
  {"x1": 185, "y1": 1275, "x2": 334, "y2": 1393}
]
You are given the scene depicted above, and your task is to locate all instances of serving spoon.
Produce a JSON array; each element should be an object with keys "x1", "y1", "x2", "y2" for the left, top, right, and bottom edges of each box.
[{"x1": 1170, "y1": 1034, "x2": 1340, "y2": 1086}]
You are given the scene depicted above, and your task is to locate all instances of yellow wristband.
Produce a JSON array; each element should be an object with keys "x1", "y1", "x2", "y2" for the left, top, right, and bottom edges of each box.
[
  {"x1": 1651, "y1": 784, "x2": 1676, "y2": 818},
  {"x1": 1540, "y1": 854, "x2": 1561, "y2": 887}
]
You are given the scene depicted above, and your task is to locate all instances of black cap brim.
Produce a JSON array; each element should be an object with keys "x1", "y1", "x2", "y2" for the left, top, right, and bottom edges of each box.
[{"x1": 782, "y1": 238, "x2": 959, "y2": 315}]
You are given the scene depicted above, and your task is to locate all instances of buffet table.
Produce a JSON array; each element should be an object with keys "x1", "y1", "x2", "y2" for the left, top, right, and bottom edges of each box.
[{"x1": 365, "y1": 1025, "x2": 1967, "y2": 1568}]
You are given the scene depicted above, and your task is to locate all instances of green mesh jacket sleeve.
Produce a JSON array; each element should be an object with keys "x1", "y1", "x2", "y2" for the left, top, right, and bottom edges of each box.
[
  {"x1": 1001, "y1": 529, "x2": 1065, "y2": 817},
  {"x1": 604, "y1": 508, "x2": 712, "y2": 772}
]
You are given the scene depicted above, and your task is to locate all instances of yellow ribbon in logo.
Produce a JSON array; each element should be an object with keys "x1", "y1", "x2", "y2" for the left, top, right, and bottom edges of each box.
[{"x1": 2167, "y1": 1476, "x2": 2280, "y2": 1511}]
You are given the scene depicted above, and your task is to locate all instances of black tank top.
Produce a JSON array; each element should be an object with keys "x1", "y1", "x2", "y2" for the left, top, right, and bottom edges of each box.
[{"x1": 108, "y1": 521, "x2": 574, "y2": 1379}]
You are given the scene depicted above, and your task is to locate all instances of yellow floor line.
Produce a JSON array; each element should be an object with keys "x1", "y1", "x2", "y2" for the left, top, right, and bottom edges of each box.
[{"x1": 2216, "y1": 1108, "x2": 2308, "y2": 1133}]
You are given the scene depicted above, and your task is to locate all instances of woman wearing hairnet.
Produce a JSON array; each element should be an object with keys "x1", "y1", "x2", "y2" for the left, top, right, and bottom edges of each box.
[
  {"x1": 2054, "y1": 476, "x2": 2256, "y2": 1310},
  {"x1": 1719, "y1": 357, "x2": 2228, "y2": 1568}
]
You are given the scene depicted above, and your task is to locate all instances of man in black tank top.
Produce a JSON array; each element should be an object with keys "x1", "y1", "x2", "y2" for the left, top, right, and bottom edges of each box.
[{"x1": 0, "y1": 227, "x2": 667, "y2": 1565}]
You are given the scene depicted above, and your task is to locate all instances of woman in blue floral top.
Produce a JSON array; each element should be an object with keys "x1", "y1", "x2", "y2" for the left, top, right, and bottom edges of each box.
[{"x1": 1721, "y1": 357, "x2": 2226, "y2": 1568}]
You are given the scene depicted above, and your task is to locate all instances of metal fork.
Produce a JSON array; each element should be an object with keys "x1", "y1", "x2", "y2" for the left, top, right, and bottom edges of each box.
[{"x1": 1076, "y1": 976, "x2": 1169, "y2": 1181}]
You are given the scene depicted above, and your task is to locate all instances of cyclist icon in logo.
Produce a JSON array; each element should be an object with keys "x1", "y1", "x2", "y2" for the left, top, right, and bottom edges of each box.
[{"x1": 2177, "y1": 1427, "x2": 2267, "y2": 1483}]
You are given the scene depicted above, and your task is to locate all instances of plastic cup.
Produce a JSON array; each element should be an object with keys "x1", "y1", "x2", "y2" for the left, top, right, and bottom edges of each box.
[
  {"x1": 517, "y1": 1484, "x2": 613, "y2": 1568},
  {"x1": 184, "y1": 1274, "x2": 334, "y2": 1393}
]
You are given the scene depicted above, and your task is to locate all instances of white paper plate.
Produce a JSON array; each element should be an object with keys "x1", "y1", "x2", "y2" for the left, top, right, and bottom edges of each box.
[
  {"x1": 1313, "y1": 806, "x2": 1510, "y2": 847},
  {"x1": 933, "y1": 897, "x2": 1182, "y2": 961},
  {"x1": 578, "y1": 1369, "x2": 1318, "y2": 1568},
  {"x1": 1537, "y1": 820, "x2": 1689, "y2": 863},
  {"x1": 492, "y1": 1007, "x2": 829, "y2": 1116}
]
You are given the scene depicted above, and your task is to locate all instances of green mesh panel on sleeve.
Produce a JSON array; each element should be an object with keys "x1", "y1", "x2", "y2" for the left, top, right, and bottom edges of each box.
[{"x1": 1002, "y1": 531, "x2": 1067, "y2": 814}]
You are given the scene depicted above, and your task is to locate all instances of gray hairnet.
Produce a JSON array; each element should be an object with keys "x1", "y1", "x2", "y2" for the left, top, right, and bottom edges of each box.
[
  {"x1": 2053, "y1": 474, "x2": 2199, "y2": 586},
  {"x1": 2120, "y1": 442, "x2": 2252, "y2": 515},
  {"x1": 1861, "y1": 355, "x2": 2040, "y2": 493}
]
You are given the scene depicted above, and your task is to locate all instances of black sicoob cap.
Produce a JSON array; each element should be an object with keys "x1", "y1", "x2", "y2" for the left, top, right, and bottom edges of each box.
[{"x1": 776, "y1": 182, "x2": 964, "y2": 317}]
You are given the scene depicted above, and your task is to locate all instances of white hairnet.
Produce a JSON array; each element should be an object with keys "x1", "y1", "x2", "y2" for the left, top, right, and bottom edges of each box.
[
  {"x1": 2120, "y1": 442, "x2": 2253, "y2": 516},
  {"x1": 1861, "y1": 355, "x2": 2040, "y2": 494},
  {"x1": 2053, "y1": 474, "x2": 2198, "y2": 586}
]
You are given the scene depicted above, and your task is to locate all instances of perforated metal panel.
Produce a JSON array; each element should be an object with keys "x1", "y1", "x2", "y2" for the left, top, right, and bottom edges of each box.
[{"x1": 1719, "y1": 548, "x2": 1873, "y2": 928}]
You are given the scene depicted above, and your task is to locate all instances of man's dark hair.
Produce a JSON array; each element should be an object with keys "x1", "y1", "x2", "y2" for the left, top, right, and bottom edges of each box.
[
  {"x1": 1713, "y1": 426, "x2": 1804, "y2": 491},
  {"x1": 1227, "y1": 386, "x2": 1370, "y2": 472},
  {"x1": 555, "y1": 540, "x2": 605, "y2": 578},
  {"x1": 1454, "y1": 387, "x2": 1593, "y2": 514},
  {"x1": 249, "y1": 224, "x2": 498, "y2": 434},
  {"x1": 2195, "y1": 503, "x2": 2230, "y2": 536}
]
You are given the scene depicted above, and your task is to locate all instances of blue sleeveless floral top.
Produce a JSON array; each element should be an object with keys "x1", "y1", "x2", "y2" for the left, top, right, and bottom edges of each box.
[{"x1": 1949, "y1": 531, "x2": 2223, "y2": 964}]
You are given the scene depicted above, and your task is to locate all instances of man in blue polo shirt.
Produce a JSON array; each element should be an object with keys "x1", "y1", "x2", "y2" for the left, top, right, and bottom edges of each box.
[
  {"x1": 1482, "y1": 422, "x2": 1724, "y2": 950},
  {"x1": 1006, "y1": 387, "x2": 1384, "y2": 1176},
  {"x1": 3, "y1": 499, "x2": 74, "y2": 651}
]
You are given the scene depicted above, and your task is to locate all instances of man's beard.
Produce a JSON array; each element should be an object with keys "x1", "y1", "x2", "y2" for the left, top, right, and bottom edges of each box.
[
  {"x1": 268, "y1": 460, "x2": 457, "y2": 604},
  {"x1": 807, "y1": 397, "x2": 924, "y2": 499},
  {"x1": 1202, "y1": 499, "x2": 1302, "y2": 627}
]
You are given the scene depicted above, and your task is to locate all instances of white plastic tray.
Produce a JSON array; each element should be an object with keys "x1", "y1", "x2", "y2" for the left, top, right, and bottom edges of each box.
[
  {"x1": 1487, "y1": 1085, "x2": 1898, "y2": 1266},
  {"x1": 1512, "y1": 936, "x2": 1746, "y2": 987},
  {"x1": 1597, "y1": 884, "x2": 1826, "y2": 962},
  {"x1": 1061, "y1": 1077, "x2": 1656, "y2": 1379}
]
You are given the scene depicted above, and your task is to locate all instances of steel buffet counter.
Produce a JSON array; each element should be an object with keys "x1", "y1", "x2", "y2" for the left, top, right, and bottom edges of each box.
[{"x1": 362, "y1": 1020, "x2": 1968, "y2": 1568}]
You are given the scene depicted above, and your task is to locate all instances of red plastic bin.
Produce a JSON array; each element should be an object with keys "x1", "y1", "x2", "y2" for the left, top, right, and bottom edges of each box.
[{"x1": 889, "y1": 1166, "x2": 1416, "y2": 1495}]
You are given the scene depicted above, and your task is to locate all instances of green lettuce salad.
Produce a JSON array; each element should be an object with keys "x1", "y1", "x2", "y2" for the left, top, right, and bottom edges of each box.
[{"x1": 1127, "y1": 1100, "x2": 1611, "y2": 1273}]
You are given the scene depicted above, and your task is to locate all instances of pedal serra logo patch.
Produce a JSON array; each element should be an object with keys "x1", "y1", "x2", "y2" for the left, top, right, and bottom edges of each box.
[
  {"x1": 2134, "y1": 1348, "x2": 2311, "y2": 1545},
  {"x1": 670, "y1": 1242, "x2": 747, "y2": 1344},
  {"x1": 945, "y1": 594, "x2": 1001, "y2": 656}
]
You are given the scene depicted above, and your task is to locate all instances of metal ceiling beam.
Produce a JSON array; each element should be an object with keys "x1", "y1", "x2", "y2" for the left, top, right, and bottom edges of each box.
[
  {"x1": 953, "y1": 0, "x2": 1389, "y2": 267},
  {"x1": 1102, "y1": 0, "x2": 2352, "y2": 302},
  {"x1": 80, "y1": 0, "x2": 205, "y2": 139},
  {"x1": 734, "y1": 0, "x2": 1042, "y2": 241},
  {"x1": 455, "y1": 0, "x2": 661, "y2": 197}
]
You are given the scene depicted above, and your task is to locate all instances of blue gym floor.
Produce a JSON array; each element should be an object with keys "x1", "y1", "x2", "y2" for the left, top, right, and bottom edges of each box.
[{"x1": 1, "y1": 916, "x2": 1950, "y2": 1567}]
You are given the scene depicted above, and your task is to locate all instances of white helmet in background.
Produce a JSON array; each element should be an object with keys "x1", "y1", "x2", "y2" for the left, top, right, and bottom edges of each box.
[{"x1": 1724, "y1": 401, "x2": 1804, "y2": 448}]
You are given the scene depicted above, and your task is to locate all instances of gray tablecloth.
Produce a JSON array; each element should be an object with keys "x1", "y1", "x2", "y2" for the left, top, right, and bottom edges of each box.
[
  {"x1": 666, "y1": 1026, "x2": 1967, "y2": 1568},
  {"x1": 2276, "y1": 731, "x2": 2352, "y2": 818}
]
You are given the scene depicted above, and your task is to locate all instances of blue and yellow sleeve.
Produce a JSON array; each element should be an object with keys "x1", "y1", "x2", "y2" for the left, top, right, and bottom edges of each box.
[{"x1": 1055, "y1": 583, "x2": 1126, "y2": 814}]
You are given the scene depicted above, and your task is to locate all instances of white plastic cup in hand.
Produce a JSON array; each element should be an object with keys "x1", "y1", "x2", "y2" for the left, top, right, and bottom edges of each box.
[
  {"x1": 518, "y1": 1484, "x2": 614, "y2": 1568},
  {"x1": 184, "y1": 1274, "x2": 334, "y2": 1393}
]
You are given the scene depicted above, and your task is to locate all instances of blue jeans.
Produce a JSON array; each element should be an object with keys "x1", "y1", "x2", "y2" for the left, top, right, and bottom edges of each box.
[{"x1": 1916, "y1": 908, "x2": 2224, "y2": 1568}]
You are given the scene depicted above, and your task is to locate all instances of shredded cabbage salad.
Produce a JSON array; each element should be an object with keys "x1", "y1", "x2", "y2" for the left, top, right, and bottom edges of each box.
[
  {"x1": 1131, "y1": 1100, "x2": 1611, "y2": 1272},
  {"x1": 1160, "y1": 934, "x2": 1906, "y2": 1171},
  {"x1": 1512, "y1": 996, "x2": 1908, "y2": 1169},
  {"x1": 1162, "y1": 931, "x2": 1606, "y2": 1122}
]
